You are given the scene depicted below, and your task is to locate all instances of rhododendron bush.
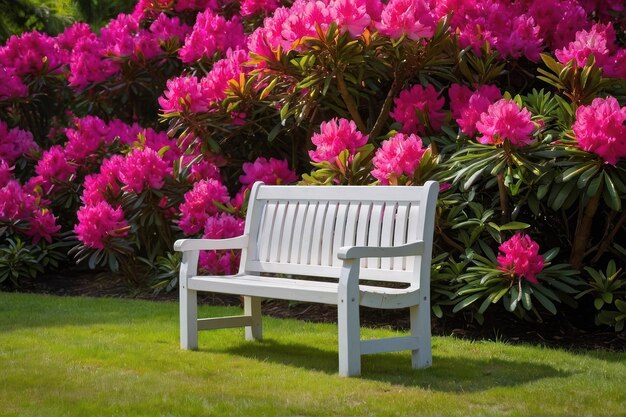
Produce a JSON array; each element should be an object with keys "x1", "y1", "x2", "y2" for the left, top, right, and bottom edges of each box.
[{"x1": 1, "y1": 0, "x2": 626, "y2": 329}]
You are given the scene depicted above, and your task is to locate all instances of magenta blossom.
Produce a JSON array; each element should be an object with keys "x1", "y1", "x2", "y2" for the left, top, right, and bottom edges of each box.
[
  {"x1": 64, "y1": 116, "x2": 112, "y2": 163},
  {"x1": 476, "y1": 99, "x2": 535, "y2": 146},
  {"x1": 0, "y1": 31, "x2": 64, "y2": 76},
  {"x1": 572, "y1": 97, "x2": 626, "y2": 165},
  {"x1": 0, "y1": 160, "x2": 12, "y2": 187},
  {"x1": 0, "y1": 66, "x2": 28, "y2": 100},
  {"x1": 203, "y1": 213, "x2": 245, "y2": 240},
  {"x1": 391, "y1": 84, "x2": 445, "y2": 135},
  {"x1": 188, "y1": 160, "x2": 222, "y2": 183},
  {"x1": 309, "y1": 118, "x2": 368, "y2": 163},
  {"x1": 556, "y1": 23, "x2": 616, "y2": 69},
  {"x1": 68, "y1": 35, "x2": 120, "y2": 89},
  {"x1": 371, "y1": 133, "x2": 428, "y2": 185},
  {"x1": 178, "y1": 10, "x2": 246, "y2": 64},
  {"x1": 159, "y1": 76, "x2": 212, "y2": 114},
  {"x1": 377, "y1": 0, "x2": 435, "y2": 41},
  {"x1": 200, "y1": 48, "x2": 249, "y2": 103},
  {"x1": 497, "y1": 233, "x2": 544, "y2": 285},
  {"x1": 449, "y1": 84, "x2": 501, "y2": 137},
  {"x1": 178, "y1": 179, "x2": 230, "y2": 236},
  {"x1": 24, "y1": 209, "x2": 61, "y2": 244},
  {"x1": 329, "y1": 0, "x2": 371, "y2": 37},
  {"x1": 0, "y1": 121, "x2": 38, "y2": 165},
  {"x1": 0, "y1": 180, "x2": 36, "y2": 222},
  {"x1": 81, "y1": 155, "x2": 124, "y2": 205},
  {"x1": 118, "y1": 147, "x2": 172, "y2": 194},
  {"x1": 75, "y1": 202, "x2": 129, "y2": 249},
  {"x1": 239, "y1": 157, "x2": 298, "y2": 187},
  {"x1": 34, "y1": 146, "x2": 77, "y2": 193},
  {"x1": 241, "y1": 0, "x2": 281, "y2": 17},
  {"x1": 149, "y1": 13, "x2": 192, "y2": 44}
]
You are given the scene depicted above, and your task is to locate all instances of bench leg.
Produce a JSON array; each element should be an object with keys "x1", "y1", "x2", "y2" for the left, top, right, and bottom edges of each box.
[
  {"x1": 338, "y1": 293, "x2": 361, "y2": 377},
  {"x1": 244, "y1": 296, "x2": 262, "y2": 341},
  {"x1": 410, "y1": 302, "x2": 432, "y2": 368},
  {"x1": 180, "y1": 283, "x2": 198, "y2": 350}
]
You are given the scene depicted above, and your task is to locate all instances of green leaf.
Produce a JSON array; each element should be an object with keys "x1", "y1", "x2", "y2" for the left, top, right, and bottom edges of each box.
[
  {"x1": 452, "y1": 293, "x2": 483, "y2": 313},
  {"x1": 534, "y1": 290, "x2": 558, "y2": 314},
  {"x1": 498, "y1": 222, "x2": 530, "y2": 231},
  {"x1": 602, "y1": 174, "x2": 621, "y2": 211}
]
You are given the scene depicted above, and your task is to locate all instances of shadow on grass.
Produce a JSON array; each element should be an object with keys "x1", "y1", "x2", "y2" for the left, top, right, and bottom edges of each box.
[{"x1": 214, "y1": 338, "x2": 572, "y2": 392}]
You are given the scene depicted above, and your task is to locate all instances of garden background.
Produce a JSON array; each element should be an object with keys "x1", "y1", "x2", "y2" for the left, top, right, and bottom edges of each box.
[{"x1": 1, "y1": 0, "x2": 626, "y2": 336}]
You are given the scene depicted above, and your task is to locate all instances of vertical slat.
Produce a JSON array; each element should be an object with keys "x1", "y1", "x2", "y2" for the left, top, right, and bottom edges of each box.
[
  {"x1": 355, "y1": 202, "x2": 372, "y2": 268},
  {"x1": 310, "y1": 201, "x2": 330, "y2": 265},
  {"x1": 321, "y1": 202, "x2": 339, "y2": 266},
  {"x1": 366, "y1": 202, "x2": 384, "y2": 269},
  {"x1": 258, "y1": 201, "x2": 278, "y2": 262},
  {"x1": 332, "y1": 202, "x2": 350, "y2": 266},
  {"x1": 393, "y1": 202, "x2": 410, "y2": 270},
  {"x1": 289, "y1": 202, "x2": 308, "y2": 263},
  {"x1": 380, "y1": 202, "x2": 397, "y2": 270},
  {"x1": 406, "y1": 203, "x2": 421, "y2": 271},
  {"x1": 343, "y1": 202, "x2": 360, "y2": 248},
  {"x1": 299, "y1": 201, "x2": 320, "y2": 264},
  {"x1": 279, "y1": 201, "x2": 298, "y2": 263},
  {"x1": 269, "y1": 201, "x2": 289, "y2": 262}
]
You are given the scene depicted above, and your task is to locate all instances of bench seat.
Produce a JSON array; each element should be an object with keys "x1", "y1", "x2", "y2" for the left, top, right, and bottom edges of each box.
[{"x1": 187, "y1": 274, "x2": 421, "y2": 308}]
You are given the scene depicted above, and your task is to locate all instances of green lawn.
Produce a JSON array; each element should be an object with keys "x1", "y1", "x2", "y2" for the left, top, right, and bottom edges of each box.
[{"x1": 1, "y1": 292, "x2": 624, "y2": 417}]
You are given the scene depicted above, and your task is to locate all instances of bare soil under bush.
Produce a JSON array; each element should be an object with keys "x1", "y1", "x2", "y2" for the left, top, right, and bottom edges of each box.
[{"x1": 6, "y1": 270, "x2": 625, "y2": 352}]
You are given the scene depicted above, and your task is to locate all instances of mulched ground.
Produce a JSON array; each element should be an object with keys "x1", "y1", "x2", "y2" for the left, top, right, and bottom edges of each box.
[{"x1": 6, "y1": 270, "x2": 625, "y2": 352}]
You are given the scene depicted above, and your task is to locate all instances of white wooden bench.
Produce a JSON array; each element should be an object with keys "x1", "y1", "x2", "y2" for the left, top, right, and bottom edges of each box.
[{"x1": 174, "y1": 181, "x2": 438, "y2": 376}]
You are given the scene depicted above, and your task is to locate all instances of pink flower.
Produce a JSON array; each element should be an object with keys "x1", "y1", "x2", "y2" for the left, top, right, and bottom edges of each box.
[
  {"x1": 34, "y1": 146, "x2": 77, "y2": 193},
  {"x1": 377, "y1": 0, "x2": 435, "y2": 41},
  {"x1": 200, "y1": 48, "x2": 249, "y2": 103},
  {"x1": 309, "y1": 118, "x2": 368, "y2": 163},
  {"x1": 0, "y1": 121, "x2": 38, "y2": 165},
  {"x1": 241, "y1": 0, "x2": 280, "y2": 17},
  {"x1": 174, "y1": 0, "x2": 217, "y2": 12},
  {"x1": 0, "y1": 66, "x2": 28, "y2": 100},
  {"x1": 178, "y1": 179, "x2": 230, "y2": 236},
  {"x1": 0, "y1": 160, "x2": 12, "y2": 187},
  {"x1": 64, "y1": 116, "x2": 112, "y2": 163},
  {"x1": 24, "y1": 209, "x2": 61, "y2": 244},
  {"x1": 240, "y1": 157, "x2": 298, "y2": 187},
  {"x1": 203, "y1": 213, "x2": 245, "y2": 239},
  {"x1": 527, "y1": 0, "x2": 589, "y2": 50},
  {"x1": 56, "y1": 23, "x2": 93, "y2": 52},
  {"x1": 118, "y1": 147, "x2": 172, "y2": 194},
  {"x1": 107, "y1": 119, "x2": 143, "y2": 145},
  {"x1": 188, "y1": 160, "x2": 222, "y2": 183},
  {"x1": 572, "y1": 97, "x2": 626, "y2": 165},
  {"x1": 329, "y1": 0, "x2": 371, "y2": 37},
  {"x1": 159, "y1": 76, "x2": 212, "y2": 114},
  {"x1": 198, "y1": 250, "x2": 240, "y2": 275},
  {"x1": 0, "y1": 31, "x2": 64, "y2": 76},
  {"x1": 391, "y1": 84, "x2": 445, "y2": 135},
  {"x1": 141, "y1": 128, "x2": 180, "y2": 162},
  {"x1": 0, "y1": 180, "x2": 37, "y2": 222},
  {"x1": 149, "y1": 13, "x2": 192, "y2": 44},
  {"x1": 68, "y1": 35, "x2": 120, "y2": 89},
  {"x1": 178, "y1": 10, "x2": 246, "y2": 64},
  {"x1": 556, "y1": 23, "x2": 616, "y2": 68},
  {"x1": 449, "y1": 84, "x2": 501, "y2": 137},
  {"x1": 75, "y1": 202, "x2": 129, "y2": 249},
  {"x1": 100, "y1": 14, "x2": 161, "y2": 60},
  {"x1": 371, "y1": 133, "x2": 427, "y2": 185},
  {"x1": 476, "y1": 99, "x2": 535, "y2": 146},
  {"x1": 81, "y1": 155, "x2": 124, "y2": 205},
  {"x1": 497, "y1": 233, "x2": 544, "y2": 285}
]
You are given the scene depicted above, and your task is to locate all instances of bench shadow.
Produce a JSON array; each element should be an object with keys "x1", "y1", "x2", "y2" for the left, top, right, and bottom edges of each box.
[{"x1": 213, "y1": 339, "x2": 572, "y2": 392}]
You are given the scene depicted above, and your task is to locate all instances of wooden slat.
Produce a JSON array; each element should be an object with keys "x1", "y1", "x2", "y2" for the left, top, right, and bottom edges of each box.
[
  {"x1": 366, "y1": 202, "x2": 384, "y2": 269},
  {"x1": 310, "y1": 201, "x2": 329, "y2": 265},
  {"x1": 269, "y1": 201, "x2": 289, "y2": 262},
  {"x1": 289, "y1": 202, "x2": 308, "y2": 263},
  {"x1": 198, "y1": 316, "x2": 252, "y2": 330},
  {"x1": 245, "y1": 261, "x2": 413, "y2": 282},
  {"x1": 393, "y1": 203, "x2": 410, "y2": 270},
  {"x1": 332, "y1": 202, "x2": 350, "y2": 266},
  {"x1": 380, "y1": 202, "x2": 397, "y2": 270},
  {"x1": 406, "y1": 203, "x2": 421, "y2": 272},
  {"x1": 360, "y1": 336, "x2": 419, "y2": 355},
  {"x1": 321, "y1": 202, "x2": 339, "y2": 267},
  {"x1": 299, "y1": 201, "x2": 320, "y2": 264},
  {"x1": 356, "y1": 203, "x2": 372, "y2": 269},
  {"x1": 256, "y1": 184, "x2": 426, "y2": 203},
  {"x1": 258, "y1": 201, "x2": 278, "y2": 262},
  {"x1": 278, "y1": 201, "x2": 298, "y2": 263},
  {"x1": 343, "y1": 202, "x2": 360, "y2": 248}
]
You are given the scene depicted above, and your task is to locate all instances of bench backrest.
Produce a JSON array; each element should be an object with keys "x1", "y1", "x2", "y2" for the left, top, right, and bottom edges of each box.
[{"x1": 240, "y1": 182, "x2": 439, "y2": 287}]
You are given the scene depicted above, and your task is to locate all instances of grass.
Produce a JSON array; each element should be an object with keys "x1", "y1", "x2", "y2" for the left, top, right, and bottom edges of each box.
[{"x1": 1, "y1": 292, "x2": 625, "y2": 417}]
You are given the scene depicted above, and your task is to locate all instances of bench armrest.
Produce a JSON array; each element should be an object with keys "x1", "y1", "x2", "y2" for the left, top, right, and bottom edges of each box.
[
  {"x1": 337, "y1": 241, "x2": 425, "y2": 260},
  {"x1": 174, "y1": 235, "x2": 250, "y2": 252}
]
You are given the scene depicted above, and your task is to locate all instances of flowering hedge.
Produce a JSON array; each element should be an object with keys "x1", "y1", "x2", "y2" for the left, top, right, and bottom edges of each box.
[{"x1": 1, "y1": 0, "x2": 626, "y2": 330}]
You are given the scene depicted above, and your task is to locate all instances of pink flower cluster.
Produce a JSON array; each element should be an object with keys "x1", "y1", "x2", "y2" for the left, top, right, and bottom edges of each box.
[
  {"x1": 198, "y1": 213, "x2": 246, "y2": 275},
  {"x1": 75, "y1": 201, "x2": 129, "y2": 249},
  {"x1": 449, "y1": 84, "x2": 501, "y2": 137},
  {"x1": 118, "y1": 147, "x2": 172, "y2": 194},
  {"x1": 0, "y1": 122, "x2": 38, "y2": 165},
  {"x1": 377, "y1": 0, "x2": 435, "y2": 40},
  {"x1": 371, "y1": 133, "x2": 427, "y2": 185},
  {"x1": 0, "y1": 66, "x2": 28, "y2": 100},
  {"x1": 34, "y1": 146, "x2": 77, "y2": 193},
  {"x1": 391, "y1": 84, "x2": 445, "y2": 135},
  {"x1": 0, "y1": 31, "x2": 64, "y2": 76},
  {"x1": 556, "y1": 23, "x2": 626, "y2": 79},
  {"x1": 497, "y1": 233, "x2": 544, "y2": 284},
  {"x1": 149, "y1": 13, "x2": 192, "y2": 44},
  {"x1": 178, "y1": 179, "x2": 230, "y2": 236},
  {"x1": 476, "y1": 99, "x2": 535, "y2": 146},
  {"x1": 240, "y1": 0, "x2": 281, "y2": 17},
  {"x1": 178, "y1": 10, "x2": 246, "y2": 64},
  {"x1": 309, "y1": 118, "x2": 368, "y2": 163},
  {"x1": 572, "y1": 97, "x2": 626, "y2": 165},
  {"x1": 239, "y1": 157, "x2": 298, "y2": 187}
]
